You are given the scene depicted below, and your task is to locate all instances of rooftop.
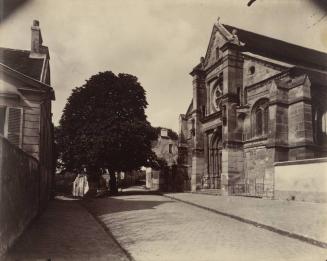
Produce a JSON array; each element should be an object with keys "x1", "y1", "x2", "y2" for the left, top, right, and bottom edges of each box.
[
  {"x1": 0, "y1": 47, "x2": 45, "y2": 82},
  {"x1": 224, "y1": 24, "x2": 327, "y2": 71}
]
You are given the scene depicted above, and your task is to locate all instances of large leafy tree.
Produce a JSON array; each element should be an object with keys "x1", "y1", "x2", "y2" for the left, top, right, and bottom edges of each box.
[{"x1": 56, "y1": 71, "x2": 157, "y2": 193}]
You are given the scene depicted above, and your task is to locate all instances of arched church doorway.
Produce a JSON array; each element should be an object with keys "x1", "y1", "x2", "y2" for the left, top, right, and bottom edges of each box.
[{"x1": 208, "y1": 130, "x2": 222, "y2": 189}]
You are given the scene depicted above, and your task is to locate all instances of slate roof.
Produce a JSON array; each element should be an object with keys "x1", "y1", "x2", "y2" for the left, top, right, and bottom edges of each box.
[
  {"x1": 0, "y1": 47, "x2": 44, "y2": 81},
  {"x1": 223, "y1": 24, "x2": 327, "y2": 71}
]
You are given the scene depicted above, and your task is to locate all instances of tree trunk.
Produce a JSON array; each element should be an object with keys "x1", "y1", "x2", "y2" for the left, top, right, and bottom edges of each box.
[{"x1": 109, "y1": 171, "x2": 118, "y2": 195}]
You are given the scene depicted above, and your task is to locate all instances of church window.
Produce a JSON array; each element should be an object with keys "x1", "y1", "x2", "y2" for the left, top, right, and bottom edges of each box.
[
  {"x1": 264, "y1": 106, "x2": 269, "y2": 134},
  {"x1": 251, "y1": 99, "x2": 269, "y2": 138},
  {"x1": 312, "y1": 107, "x2": 327, "y2": 145},
  {"x1": 249, "y1": 66, "x2": 255, "y2": 75},
  {"x1": 222, "y1": 105, "x2": 227, "y2": 126},
  {"x1": 255, "y1": 109, "x2": 263, "y2": 136},
  {"x1": 191, "y1": 118, "x2": 195, "y2": 137},
  {"x1": 201, "y1": 105, "x2": 206, "y2": 118},
  {"x1": 322, "y1": 111, "x2": 327, "y2": 135},
  {"x1": 237, "y1": 87, "x2": 241, "y2": 105},
  {"x1": 0, "y1": 106, "x2": 6, "y2": 135}
]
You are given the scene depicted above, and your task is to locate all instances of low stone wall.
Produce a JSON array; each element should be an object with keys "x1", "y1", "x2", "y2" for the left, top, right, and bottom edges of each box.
[
  {"x1": 274, "y1": 157, "x2": 327, "y2": 203},
  {"x1": 0, "y1": 137, "x2": 40, "y2": 256}
]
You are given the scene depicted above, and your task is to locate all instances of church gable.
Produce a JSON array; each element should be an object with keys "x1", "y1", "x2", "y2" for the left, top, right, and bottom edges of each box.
[
  {"x1": 203, "y1": 27, "x2": 226, "y2": 69},
  {"x1": 243, "y1": 56, "x2": 288, "y2": 87},
  {"x1": 203, "y1": 22, "x2": 236, "y2": 69}
]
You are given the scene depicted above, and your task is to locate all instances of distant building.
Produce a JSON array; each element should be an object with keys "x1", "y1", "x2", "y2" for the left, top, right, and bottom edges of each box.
[
  {"x1": 152, "y1": 128, "x2": 178, "y2": 166},
  {"x1": 145, "y1": 128, "x2": 178, "y2": 190},
  {"x1": 0, "y1": 20, "x2": 55, "y2": 255},
  {"x1": 179, "y1": 20, "x2": 327, "y2": 200}
]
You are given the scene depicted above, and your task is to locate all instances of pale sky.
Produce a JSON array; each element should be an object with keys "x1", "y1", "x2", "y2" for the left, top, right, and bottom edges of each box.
[{"x1": 0, "y1": 0, "x2": 326, "y2": 131}]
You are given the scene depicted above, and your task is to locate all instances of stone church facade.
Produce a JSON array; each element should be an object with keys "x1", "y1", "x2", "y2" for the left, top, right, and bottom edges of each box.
[{"x1": 178, "y1": 20, "x2": 327, "y2": 198}]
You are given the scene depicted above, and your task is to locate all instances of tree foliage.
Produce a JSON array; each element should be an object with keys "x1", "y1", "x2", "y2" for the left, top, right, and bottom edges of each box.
[{"x1": 56, "y1": 71, "x2": 157, "y2": 191}]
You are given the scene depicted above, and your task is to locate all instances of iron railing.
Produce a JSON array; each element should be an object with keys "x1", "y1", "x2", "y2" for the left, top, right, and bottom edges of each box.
[
  {"x1": 202, "y1": 175, "x2": 221, "y2": 189},
  {"x1": 228, "y1": 182, "x2": 264, "y2": 197}
]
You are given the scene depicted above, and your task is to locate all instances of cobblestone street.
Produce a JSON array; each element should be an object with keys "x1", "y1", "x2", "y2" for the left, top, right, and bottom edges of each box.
[
  {"x1": 84, "y1": 192, "x2": 327, "y2": 261},
  {"x1": 4, "y1": 190, "x2": 327, "y2": 261}
]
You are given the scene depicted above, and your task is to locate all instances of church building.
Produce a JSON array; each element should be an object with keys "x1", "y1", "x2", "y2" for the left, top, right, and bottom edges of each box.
[{"x1": 178, "y1": 20, "x2": 327, "y2": 198}]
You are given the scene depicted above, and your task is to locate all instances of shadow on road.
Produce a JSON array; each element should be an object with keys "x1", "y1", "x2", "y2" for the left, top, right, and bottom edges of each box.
[
  {"x1": 83, "y1": 193, "x2": 172, "y2": 216},
  {"x1": 4, "y1": 199, "x2": 131, "y2": 261}
]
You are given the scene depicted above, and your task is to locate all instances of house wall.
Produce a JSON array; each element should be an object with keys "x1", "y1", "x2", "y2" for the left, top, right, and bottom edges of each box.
[
  {"x1": 0, "y1": 72, "x2": 54, "y2": 256},
  {"x1": 39, "y1": 99, "x2": 55, "y2": 207},
  {"x1": 152, "y1": 136, "x2": 178, "y2": 167},
  {"x1": 0, "y1": 137, "x2": 40, "y2": 256},
  {"x1": 0, "y1": 76, "x2": 42, "y2": 159}
]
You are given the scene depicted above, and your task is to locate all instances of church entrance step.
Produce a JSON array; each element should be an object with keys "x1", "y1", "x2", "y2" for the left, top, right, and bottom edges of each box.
[{"x1": 196, "y1": 189, "x2": 221, "y2": 196}]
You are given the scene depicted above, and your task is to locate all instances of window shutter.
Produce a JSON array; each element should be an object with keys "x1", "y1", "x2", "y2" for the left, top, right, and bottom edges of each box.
[{"x1": 6, "y1": 107, "x2": 23, "y2": 147}]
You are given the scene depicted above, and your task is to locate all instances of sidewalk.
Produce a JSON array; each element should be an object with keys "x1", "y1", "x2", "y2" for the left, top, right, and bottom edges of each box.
[
  {"x1": 164, "y1": 193, "x2": 327, "y2": 248},
  {"x1": 4, "y1": 196, "x2": 131, "y2": 261}
]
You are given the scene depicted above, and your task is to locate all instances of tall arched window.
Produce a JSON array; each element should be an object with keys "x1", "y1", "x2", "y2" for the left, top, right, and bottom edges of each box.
[
  {"x1": 255, "y1": 108, "x2": 263, "y2": 136},
  {"x1": 312, "y1": 108, "x2": 327, "y2": 145},
  {"x1": 320, "y1": 111, "x2": 327, "y2": 144},
  {"x1": 252, "y1": 99, "x2": 269, "y2": 138},
  {"x1": 322, "y1": 111, "x2": 327, "y2": 135}
]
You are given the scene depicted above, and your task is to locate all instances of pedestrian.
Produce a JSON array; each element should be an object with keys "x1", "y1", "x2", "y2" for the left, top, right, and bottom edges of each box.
[{"x1": 72, "y1": 167, "x2": 89, "y2": 197}]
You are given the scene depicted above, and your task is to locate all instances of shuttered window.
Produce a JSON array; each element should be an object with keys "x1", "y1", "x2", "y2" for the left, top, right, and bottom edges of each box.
[{"x1": 5, "y1": 107, "x2": 23, "y2": 147}]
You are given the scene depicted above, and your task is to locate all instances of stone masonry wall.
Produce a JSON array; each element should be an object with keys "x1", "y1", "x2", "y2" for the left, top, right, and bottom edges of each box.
[
  {"x1": 0, "y1": 137, "x2": 40, "y2": 256},
  {"x1": 244, "y1": 145, "x2": 268, "y2": 195}
]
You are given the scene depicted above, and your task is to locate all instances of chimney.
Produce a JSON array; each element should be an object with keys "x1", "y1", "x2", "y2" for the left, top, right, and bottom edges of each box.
[
  {"x1": 161, "y1": 128, "x2": 168, "y2": 137},
  {"x1": 31, "y1": 20, "x2": 43, "y2": 54}
]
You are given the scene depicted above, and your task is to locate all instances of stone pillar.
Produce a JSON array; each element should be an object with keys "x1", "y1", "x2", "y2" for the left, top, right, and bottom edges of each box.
[
  {"x1": 220, "y1": 41, "x2": 244, "y2": 195},
  {"x1": 189, "y1": 59, "x2": 206, "y2": 191},
  {"x1": 202, "y1": 133, "x2": 209, "y2": 189},
  {"x1": 288, "y1": 74, "x2": 314, "y2": 160},
  {"x1": 191, "y1": 149, "x2": 204, "y2": 191},
  {"x1": 220, "y1": 148, "x2": 229, "y2": 195}
]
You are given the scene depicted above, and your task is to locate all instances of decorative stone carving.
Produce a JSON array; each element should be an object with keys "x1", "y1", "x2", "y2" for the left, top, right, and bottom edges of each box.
[{"x1": 213, "y1": 84, "x2": 222, "y2": 111}]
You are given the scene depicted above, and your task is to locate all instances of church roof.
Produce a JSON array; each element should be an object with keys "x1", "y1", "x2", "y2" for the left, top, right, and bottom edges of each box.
[
  {"x1": 0, "y1": 47, "x2": 45, "y2": 81},
  {"x1": 223, "y1": 24, "x2": 327, "y2": 71}
]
